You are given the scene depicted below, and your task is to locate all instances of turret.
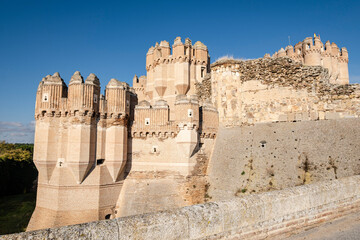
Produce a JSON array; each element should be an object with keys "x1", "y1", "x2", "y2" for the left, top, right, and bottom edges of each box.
[
  {"x1": 322, "y1": 41, "x2": 333, "y2": 78},
  {"x1": 104, "y1": 79, "x2": 130, "y2": 181},
  {"x1": 154, "y1": 43, "x2": 168, "y2": 98},
  {"x1": 285, "y1": 46, "x2": 294, "y2": 57},
  {"x1": 66, "y1": 72, "x2": 100, "y2": 183},
  {"x1": 34, "y1": 72, "x2": 67, "y2": 182},
  {"x1": 160, "y1": 40, "x2": 171, "y2": 58},
  {"x1": 175, "y1": 95, "x2": 199, "y2": 158},
  {"x1": 173, "y1": 37, "x2": 190, "y2": 96},
  {"x1": 172, "y1": 37, "x2": 185, "y2": 58},
  {"x1": 277, "y1": 48, "x2": 286, "y2": 57},
  {"x1": 303, "y1": 36, "x2": 321, "y2": 66},
  {"x1": 330, "y1": 42, "x2": 340, "y2": 82},
  {"x1": 338, "y1": 47, "x2": 349, "y2": 84}
]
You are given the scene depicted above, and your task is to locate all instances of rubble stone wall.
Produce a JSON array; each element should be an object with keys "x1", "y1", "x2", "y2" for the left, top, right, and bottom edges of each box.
[
  {"x1": 210, "y1": 57, "x2": 360, "y2": 127},
  {"x1": 2, "y1": 175, "x2": 360, "y2": 240}
]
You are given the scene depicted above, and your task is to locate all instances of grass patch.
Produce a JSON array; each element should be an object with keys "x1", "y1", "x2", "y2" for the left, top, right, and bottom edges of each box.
[{"x1": 0, "y1": 193, "x2": 36, "y2": 235}]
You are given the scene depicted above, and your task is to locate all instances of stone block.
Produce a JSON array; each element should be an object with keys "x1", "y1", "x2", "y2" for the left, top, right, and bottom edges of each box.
[
  {"x1": 116, "y1": 210, "x2": 189, "y2": 240},
  {"x1": 302, "y1": 112, "x2": 309, "y2": 121},
  {"x1": 295, "y1": 113, "x2": 302, "y2": 121},
  {"x1": 77, "y1": 219, "x2": 119, "y2": 240},
  {"x1": 288, "y1": 113, "x2": 295, "y2": 122},
  {"x1": 309, "y1": 111, "x2": 319, "y2": 120},
  {"x1": 325, "y1": 112, "x2": 340, "y2": 120},
  {"x1": 278, "y1": 114, "x2": 288, "y2": 122},
  {"x1": 179, "y1": 202, "x2": 224, "y2": 239},
  {"x1": 319, "y1": 111, "x2": 325, "y2": 120}
]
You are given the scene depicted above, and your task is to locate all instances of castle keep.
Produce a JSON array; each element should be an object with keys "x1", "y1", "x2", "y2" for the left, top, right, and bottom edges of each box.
[{"x1": 27, "y1": 35, "x2": 360, "y2": 232}]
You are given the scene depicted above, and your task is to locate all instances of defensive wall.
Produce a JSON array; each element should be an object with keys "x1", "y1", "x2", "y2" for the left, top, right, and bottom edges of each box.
[
  {"x1": 210, "y1": 57, "x2": 360, "y2": 127},
  {"x1": 2, "y1": 175, "x2": 360, "y2": 239},
  {"x1": 207, "y1": 118, "x2": 360, "y2": 201}
]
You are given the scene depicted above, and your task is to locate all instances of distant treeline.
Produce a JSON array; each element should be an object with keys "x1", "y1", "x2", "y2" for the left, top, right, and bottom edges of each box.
[{"x1": 0, "y1": 141, "x2": 37, "y2": 197}]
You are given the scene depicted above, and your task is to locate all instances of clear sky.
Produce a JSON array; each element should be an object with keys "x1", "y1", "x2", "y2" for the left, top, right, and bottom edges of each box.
[{"x1": 1, "y1": 0, "x2": 360, "y2": 143}]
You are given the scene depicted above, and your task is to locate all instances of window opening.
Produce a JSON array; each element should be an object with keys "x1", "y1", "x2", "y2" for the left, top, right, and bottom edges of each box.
[{"x1": 145, "y1": 118, "x2": 150, "y2": 125}]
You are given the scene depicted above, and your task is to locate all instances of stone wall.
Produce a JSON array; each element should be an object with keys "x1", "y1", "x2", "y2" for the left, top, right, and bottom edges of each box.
[
  {"x1": 210, "y1": 57, "x2": 360, "y2": 127},
  {"x1": 207, "y1": 118, "x2": 360, "y2": 201},
  {"x1": 2, "y1": 175, "x2": 360, "y2": 240}
]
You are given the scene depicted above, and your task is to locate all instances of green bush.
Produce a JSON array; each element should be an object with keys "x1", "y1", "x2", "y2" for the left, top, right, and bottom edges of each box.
[{"x1": 0, "y1": 141, "x2": 37, "y2": 197}]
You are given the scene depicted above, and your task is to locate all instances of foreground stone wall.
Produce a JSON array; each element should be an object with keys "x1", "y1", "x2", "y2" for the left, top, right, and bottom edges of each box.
[
  {"x1": 2, "y1": 175, "x2": 360, "y2": 240},
  {"x1": 210, "y1": 57, "x2": 360, "y2": 127},
  {"x1": 207, "y1": 118, "x2": 360, "y2": 201}
]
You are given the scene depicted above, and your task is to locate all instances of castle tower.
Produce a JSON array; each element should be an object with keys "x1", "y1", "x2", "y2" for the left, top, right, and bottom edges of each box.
[
  {"x1": 145, "y1": 37, "x2": 209, "y2": 120},
  {"x1": 104, "y1": 79, "x2": 130, "y2": 181},
  {"x1": 338, "y1": 47, "x2": 349, "y2": 84},
  {"x1": 175, "y1": 95, "x2": 200, "y2": 159},
  {"x1": 173, "y1": 37, "x2": 189, "y2": 95},
  {"x1": 154, "y1": 41, "x2": 170, "y2": 98},
  {"x1": 330, "y1": 42, "x2": 340, "y2": 83},
  {"x1": 132, "y1": 75, "x2": 146, "y2": 102},
  {"x1": 322, "y1": 41, "x2": 333, "y2": 80},
  {"x1": 303, "y1": 36, "x2": 322, "y2": 66},
  {"x1": 66, "y1": 72, "x2": 100, "y2": 183},
  {"x1": 145, "y1": 47, "x2": 155, "y2": 100},
  {"x1": 277, "y1": 48, "x2": 286, "y2": 57},
  {"x1": 34, "y1": 72, "x2": 67, "y2": 182},
  {"x1": 285, "y1": 46, "x2": 294, "y2": 57}
]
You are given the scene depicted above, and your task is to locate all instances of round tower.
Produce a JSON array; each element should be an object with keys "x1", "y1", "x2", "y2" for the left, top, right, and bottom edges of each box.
[
  {"x1": 338, "y1": 47, "x2": 349, "y2": 84},
  {"x1": 322, "y1": 41, "x2": 333, "y2": 81},
  {"x1": 330, "y1": 42, "x2": 340, "y2": 83},
  {"x1": 145, "y1": 46, "x2": 155, "y2": 101},
  {"x1": 173, "y1": 37, "x2": 190, "y2": 96},
  {"x1": 303, "y1": 37, "x2": 321, "y2": 66},
  {"x1": 175, "y1": 95, "x2": 199, "y2": 159},
  {"x1": 154, "y1": 43, "x2": 168, "y2": 99},
  {"x1": 277, "y1": 48, "x2": 286, "y2": 57},
  {"x1": 285, "y1": 46, "x2": 294, "y2": 58},
  {"x1": 66, "y1": 72, "x2": 100, "y2": 184},
  {"x1": 104, "y1": 79, "x2": 130, "y2": 181},
  {"x1": 33, "y1": 72, "x2": 67, "y2": 182}
]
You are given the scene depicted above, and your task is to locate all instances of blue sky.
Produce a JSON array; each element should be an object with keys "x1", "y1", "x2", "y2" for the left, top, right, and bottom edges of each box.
[{"x1": 1, "y1": 0, "x2": 360, "y2": 143}]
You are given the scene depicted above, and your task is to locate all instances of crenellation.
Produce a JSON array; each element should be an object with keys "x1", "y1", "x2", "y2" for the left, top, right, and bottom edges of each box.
[{"x1": 273, "y1": 35, "x2": 349, "y2": 84}]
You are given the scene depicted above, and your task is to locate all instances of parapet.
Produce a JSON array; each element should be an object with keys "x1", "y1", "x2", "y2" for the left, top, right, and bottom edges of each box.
[
  {"x1": 35, "y1": 72, "x2": 133, "y2": 121},
  {"x1": 146, "y1": 36, "x2": 209, "y2": 70},
  {"x1": 271, "y1": 34, "x2": 349, "y2": 84}
]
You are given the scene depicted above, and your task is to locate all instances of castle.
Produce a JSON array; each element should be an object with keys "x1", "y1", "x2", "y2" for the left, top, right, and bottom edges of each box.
[
  {"x1": 271, "y1": 34, "x2": 349, "y2": 84},
  {"x1": 27, "y1": 35, "x2": 360, "y2": 231}
]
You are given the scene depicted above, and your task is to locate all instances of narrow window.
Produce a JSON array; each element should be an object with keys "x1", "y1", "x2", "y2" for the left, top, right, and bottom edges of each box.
[
  {"x1": 145, "y1": 118, "x2": 150, "y2": 125},
  {"x1": 105, "y1": 214, "x2": 111, "y2": 219},
  {"x1": 151, "y1": 146, "x2": 158, "y2": 154},
  {"x1": 97, "y1": 159, "x2": 104, "y2": 165},
  {"x1": 201, "y1": 67, "x2": 205, "y2": 78},
  {"x1": 94, "y1": 94, "x2": 98, "y2": 103},
  {"x1": 42, "y1": 93, "x2": 49, "y2": 102},
  {"x1": 188, "y1": 109, "x2": 193, "y2": 118}
]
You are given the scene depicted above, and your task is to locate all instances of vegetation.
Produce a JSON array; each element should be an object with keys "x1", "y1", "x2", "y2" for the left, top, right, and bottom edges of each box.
[
  {"x1": 0, "y1": 193, "x2": 36, "y2": 234},
  {"x1": 0, "y1": 141, "x2": 37, "y2": 234},
  {"x1": 0, "y1": 141, "x2": 37, "y2": 197}
]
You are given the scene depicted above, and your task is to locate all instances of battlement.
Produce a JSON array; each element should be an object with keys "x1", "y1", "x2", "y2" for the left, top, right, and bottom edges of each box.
[
  {"x1": 271, "y1": 34, "x2": 349, "y2": 84},
  {"x1": 141, "y1": 37, "x2": 210, "y2": 120},
  {"x1": 35, "y1": 72, "x2": 134, "y2": 121},
  {"x1": 146, "y1": 37, "x2": 208, "y2": 69}
]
